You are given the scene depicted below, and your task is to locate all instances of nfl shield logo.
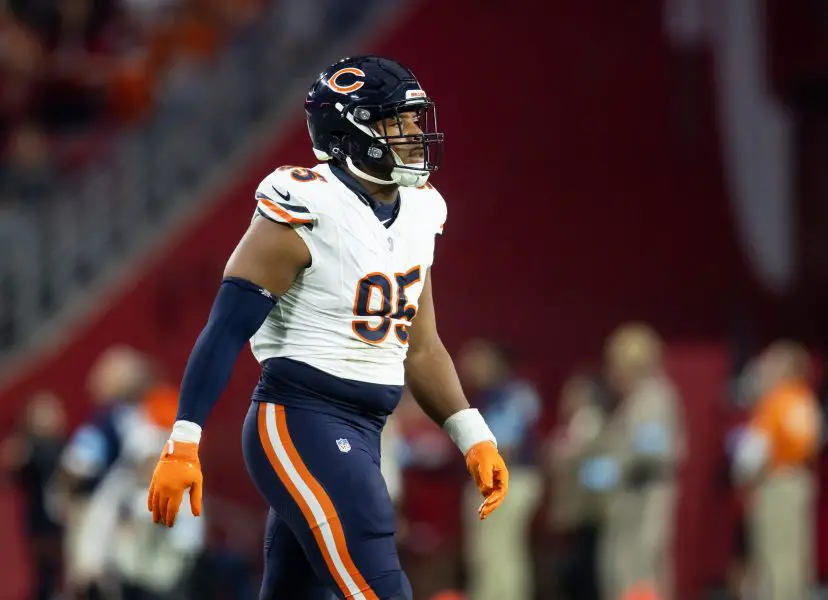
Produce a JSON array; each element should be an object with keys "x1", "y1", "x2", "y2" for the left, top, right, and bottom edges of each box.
[{"x1": 336, "y1": 438, "x2": 351, "y2": 453}]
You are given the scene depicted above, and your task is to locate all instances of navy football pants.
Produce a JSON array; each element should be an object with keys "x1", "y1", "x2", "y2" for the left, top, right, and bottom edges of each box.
[{"x1": 242, "y1": 401, "x2": 412, "y2": 600}]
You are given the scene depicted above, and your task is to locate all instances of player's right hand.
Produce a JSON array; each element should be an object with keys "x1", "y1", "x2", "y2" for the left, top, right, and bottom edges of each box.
[
  {"x1": 147, "y1": 440, "x2": 203, "y2": 528},
  {"x1": 465, "y1": 441, "x2": 509, "y2": 520}
]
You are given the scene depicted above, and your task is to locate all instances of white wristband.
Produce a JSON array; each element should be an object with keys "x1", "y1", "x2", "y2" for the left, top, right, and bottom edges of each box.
[
  {"x1": 170, "y1": 420, "x2": 202, "y2": 445},
  {"x1": 443, "y1": 408, "x2": 496, "y2": 455}
]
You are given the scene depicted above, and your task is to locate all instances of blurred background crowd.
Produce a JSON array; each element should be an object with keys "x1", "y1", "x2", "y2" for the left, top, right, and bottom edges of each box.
[
  {"x1": 0, "y1": 0, "x2": 259, "y2": 212},
  {"x1": 1, "y1": 0, "x2": 828, "y2": 599}
]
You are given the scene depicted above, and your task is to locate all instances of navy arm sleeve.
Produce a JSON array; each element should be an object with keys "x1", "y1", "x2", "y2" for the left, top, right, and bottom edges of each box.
[{"x1": 175, "y1": 277, "x2": 276, "y2": 426}]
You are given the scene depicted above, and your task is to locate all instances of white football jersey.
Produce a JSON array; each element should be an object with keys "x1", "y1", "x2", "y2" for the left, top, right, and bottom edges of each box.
[{"x1": 249, "y1": 163, "x2": 447, "y2": 385}]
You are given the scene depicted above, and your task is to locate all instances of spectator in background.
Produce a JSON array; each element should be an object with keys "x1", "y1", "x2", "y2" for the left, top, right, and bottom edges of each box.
[
  {"x1": 544, "y1": 373, "x2": 607, "y2": 600},
  {"x1": 25, "y1": 0, "x2": 117, "y2": 133},
  {"x1": 731, "y1": 340, "x2": 822, "y2": 600},
  {"x1": 55, "y1": 345, "x2": 154, "y2": 498},
  {"x1": 599, "y1": 323, "x2": 684, "y2": 600},
  {"x1": 0, "y1": 390, "x2": 67, "y2": 600},
  {"x1": 0, "y1": 121, "x2": 53, "y2": 207},
  {"x1": 457, "y1": 338, "x2": 542, "y2": 600},
  {"x1": 148, "y1": 0, "x2": 220, "y2": 111},
  {"x1": 49, "y1": 345, "x2": 156, "y2": 599},
  {"x1": 0, "y1": 14, "x2": 42, "y2": 151}
]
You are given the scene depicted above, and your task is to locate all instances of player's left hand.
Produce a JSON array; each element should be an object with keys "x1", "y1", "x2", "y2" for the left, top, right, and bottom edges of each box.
[
  {"x1": 465, "y1": 441, "x2": 509, "y2": 520},
  {"x1": 147, "y1": 440, "x2": 203, "y2": 528}
]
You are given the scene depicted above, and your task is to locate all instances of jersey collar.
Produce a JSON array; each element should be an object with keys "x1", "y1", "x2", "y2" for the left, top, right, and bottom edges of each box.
[{"x1": 329, "y1": 163, "x2": 400, "y2": 228}]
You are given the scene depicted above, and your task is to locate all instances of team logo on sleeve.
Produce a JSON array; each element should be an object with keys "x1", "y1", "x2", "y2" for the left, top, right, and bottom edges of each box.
[
  {"x1": 328, "y1": 68, "x2": 366, "y2": 94},
  {"x1": 336, "y1": 438, "x2": 352, "y2": 453}
]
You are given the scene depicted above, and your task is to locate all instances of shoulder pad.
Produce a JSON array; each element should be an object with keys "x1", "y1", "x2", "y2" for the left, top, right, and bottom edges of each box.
[{"x1": 254, "y1": 166, "x2": 329, "y2": 228}]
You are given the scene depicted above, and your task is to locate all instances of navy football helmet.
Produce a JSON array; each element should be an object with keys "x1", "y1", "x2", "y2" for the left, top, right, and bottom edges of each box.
[{"x1": 305, "y1": 56, "x2": 444, "y2": 188}]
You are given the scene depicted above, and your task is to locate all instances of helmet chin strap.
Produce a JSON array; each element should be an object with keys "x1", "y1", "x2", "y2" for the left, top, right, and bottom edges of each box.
[{"x1": 346, "y1": 156, "x2": 396, "y2": 186}]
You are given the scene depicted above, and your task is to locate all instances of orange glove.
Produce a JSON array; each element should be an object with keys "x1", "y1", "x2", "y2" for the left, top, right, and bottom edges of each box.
[
  {"x1": 465, "y1": 441, "x2": 509, "y2": 520},
  {"x1": 147, "y1": 440, "x2": 203, "y2": 527}
]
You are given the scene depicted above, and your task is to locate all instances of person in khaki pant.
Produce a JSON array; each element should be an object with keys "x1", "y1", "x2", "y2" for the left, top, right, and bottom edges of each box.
[
  {"x1": 732, "y1": 341, "x2": 822, "y2": 600},
  {"x1": 598, "y1": 323, "x2": 684, "y2": 600},
  {"x1": 457, "y1": 339, "x2": 542, "y2": 600}
]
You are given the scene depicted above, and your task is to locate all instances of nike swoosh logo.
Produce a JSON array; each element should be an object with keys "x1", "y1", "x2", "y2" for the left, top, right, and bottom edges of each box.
[{"x1": 272, "y1": 185, "x2": 290, "y2": 201}]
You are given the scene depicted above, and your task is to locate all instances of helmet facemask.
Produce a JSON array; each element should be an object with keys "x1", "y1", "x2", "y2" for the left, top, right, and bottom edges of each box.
[{"x1": 322, "y1": 100, "x2": 444, "y2": 188}]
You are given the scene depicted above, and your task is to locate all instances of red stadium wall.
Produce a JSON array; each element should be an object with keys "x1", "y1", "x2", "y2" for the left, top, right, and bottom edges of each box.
[{"x1": 0, "y1": 1, "x2": 788, "y2": 597}]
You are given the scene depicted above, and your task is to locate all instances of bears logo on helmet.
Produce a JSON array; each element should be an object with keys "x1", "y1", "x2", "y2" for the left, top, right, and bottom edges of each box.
[{"x1": 327, "y1": 67, "x2": 366, "y2": 94}]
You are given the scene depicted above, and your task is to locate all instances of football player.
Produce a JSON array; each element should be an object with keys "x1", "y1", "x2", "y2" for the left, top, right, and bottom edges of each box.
[{"x1": 147, "y1": 56, "x2": 509, "y2": 600}]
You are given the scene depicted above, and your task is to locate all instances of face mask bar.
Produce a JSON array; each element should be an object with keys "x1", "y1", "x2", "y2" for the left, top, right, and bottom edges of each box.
[{"x1": 356, "y1": 101, "x2": 445, "y2": 173}]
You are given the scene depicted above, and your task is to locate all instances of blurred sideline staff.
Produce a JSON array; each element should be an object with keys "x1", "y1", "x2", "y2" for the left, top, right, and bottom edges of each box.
[
  {"x1": 0, "y1": 391, "x2": 67, "y2": 600},
  {"x1": 47, "y1": 345, "x2": 184, "y2": 598},
  {"x1": 731, "y1": 340, "x2": 822, "y2": 600},
  {"x1": 458, "y1": 339, "x2": 542, "y2": 600},
  {"x1": 597, "y1": 323, "x2": 685, "y2": 600},
  {"x1": 545, "y1": 373, "x2": 607, "y2": 600}
]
